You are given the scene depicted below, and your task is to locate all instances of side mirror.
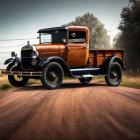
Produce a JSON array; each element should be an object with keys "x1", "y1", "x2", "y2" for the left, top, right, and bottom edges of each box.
[{"x1": 37, "y1": 36, "x2": 40, "y2": 39}]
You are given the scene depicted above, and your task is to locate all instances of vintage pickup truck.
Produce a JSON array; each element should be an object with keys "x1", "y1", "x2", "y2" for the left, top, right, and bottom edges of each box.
[{"x1": 3, "y1": 26, "x2": 126, "y2": 89}]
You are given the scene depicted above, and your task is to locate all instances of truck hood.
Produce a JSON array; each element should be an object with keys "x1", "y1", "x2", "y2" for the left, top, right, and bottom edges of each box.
[{"x1": 34, "y1": 43, "x2": 66, "y2": 58}]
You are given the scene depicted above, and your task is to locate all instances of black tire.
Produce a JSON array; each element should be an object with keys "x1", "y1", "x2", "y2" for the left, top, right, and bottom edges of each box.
[
  {"x1": 41, "y1": 62, "x2": 64, "y2": 90},
  {"x1": 7, "y1": 63, "x2": 29, "y2": 87},
  {"x1": 79, "y1": 77, "x2": 92, "y2": 84},
  {"x1": 105, "y1": 62, "x2": 122, "y2": 86}
]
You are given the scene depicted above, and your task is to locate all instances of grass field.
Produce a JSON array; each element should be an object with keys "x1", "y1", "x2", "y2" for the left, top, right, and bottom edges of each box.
[{"x1": 0, "y1": 70, "x2": 140, "y2": 92}]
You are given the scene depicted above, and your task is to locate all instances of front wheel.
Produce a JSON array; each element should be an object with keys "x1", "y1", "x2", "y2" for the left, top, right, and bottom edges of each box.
[
  {"x1": 79, "y1": 77, "x2": 92, "y2": 84},
  {"x1": 105, "y1": 62, "x2": 122, "y2": 86},
  {"x1": 7, "y1": 63, "x2": 29, "y2": 87},
  {"x1": 41, "y1": 62, "x2": 64, "y2": 90}
]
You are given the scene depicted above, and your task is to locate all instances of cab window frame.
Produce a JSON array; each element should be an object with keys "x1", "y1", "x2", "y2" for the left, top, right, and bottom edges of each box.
[{"x1": 68, "y1": 30, "x2": 86, "y2": 44}]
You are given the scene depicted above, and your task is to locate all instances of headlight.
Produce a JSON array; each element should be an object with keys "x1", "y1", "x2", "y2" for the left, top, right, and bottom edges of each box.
[
  {"x1": 31, "y1": 59, "x2": 37, "y2": 65},
  {"x1": 11, "y1": 51, "x2": 16, "y2": 57},
  {"x1": 31, "y1": 51, "x2": 38, "y2": 58}
]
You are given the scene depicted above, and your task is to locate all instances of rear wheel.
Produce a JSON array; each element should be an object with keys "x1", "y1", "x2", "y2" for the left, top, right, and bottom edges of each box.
[
  {"x1": 41, "y1": 62, "x2": 64, "y2": 90},
  {"x1": 7, "y1": 63, "x2": 29, "y2": 87},
  {"x1": 105, "y1": 62, "x2": 122, "y2": 86},
  {"x1": 79, "y1": 77, "x2": 92, "y2": 84}
]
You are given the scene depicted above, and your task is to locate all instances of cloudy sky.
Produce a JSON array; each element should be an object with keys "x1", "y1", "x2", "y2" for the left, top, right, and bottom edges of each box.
[{"x1": 0, "y1": 0, "x2": 129, "y2": 68}]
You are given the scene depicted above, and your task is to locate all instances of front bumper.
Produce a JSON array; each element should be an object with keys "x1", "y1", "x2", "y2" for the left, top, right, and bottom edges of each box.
[{"x1": 2, "y1": 70, "x2": 42, "y2": 77}]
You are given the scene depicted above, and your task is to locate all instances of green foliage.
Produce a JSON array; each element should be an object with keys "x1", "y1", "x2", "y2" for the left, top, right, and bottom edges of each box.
[
  {"x1": 114, "y1": 0, "x2": 140, "y2": 71},
  {"x1": 63, "y1": 12, "x2": 110, "y2": 49}
]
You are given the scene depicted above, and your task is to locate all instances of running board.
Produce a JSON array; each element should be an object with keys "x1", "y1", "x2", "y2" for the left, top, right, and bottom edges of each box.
[
  {"x1": 70, "y1": 67, "x2": 101, "y2": 77},
  {"x1": 74, "y1": 74, "x2": 107, "y2": 78},
  {"x1": 70, "y1": 68, "x2": 100, "y2": 72}
]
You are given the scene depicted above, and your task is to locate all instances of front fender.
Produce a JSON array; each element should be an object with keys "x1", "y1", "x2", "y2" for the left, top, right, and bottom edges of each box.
[
  {"x1": 39, "y1": 56, "x2": 66, "y2": 67},
  {"x1": 4, "y1": 57, "x2": 21, "y2": 65},
  {"x1": 4, "y1": 58, "x2": 14, "y2": 65},
  {"x1": 39, "y1": 56, "x2": 72, "y2": 76}
]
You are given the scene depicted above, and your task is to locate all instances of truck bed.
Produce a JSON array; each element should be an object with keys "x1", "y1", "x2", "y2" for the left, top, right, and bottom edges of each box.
[{"x1": 88, "y1": 49, "x2": 124, "y2": 67}]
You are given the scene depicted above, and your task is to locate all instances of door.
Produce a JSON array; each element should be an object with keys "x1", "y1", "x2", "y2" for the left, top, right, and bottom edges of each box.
[{"x1": 67, "y1": 30, "x2": 89, "y2": 68}]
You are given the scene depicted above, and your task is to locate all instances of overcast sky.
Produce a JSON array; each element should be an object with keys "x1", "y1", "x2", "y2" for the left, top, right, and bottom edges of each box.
[
  {"x1": 0, "y1": 0, "x2": 129, "y2": 39},
  {"x1": 0, "y1": 0, "x2": 129, "y2": 68}
]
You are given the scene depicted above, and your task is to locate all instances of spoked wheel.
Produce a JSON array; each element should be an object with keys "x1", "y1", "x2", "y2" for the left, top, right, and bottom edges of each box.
[
  {"x1": 105, "y1": 62, "x2": 122, "y2": 86},
  {"x1": 41, "y1": 62, "x2": 64, "y2": 90},
  {"x1": 79, "y1": 77, "x2": 92, "y2": 84},
  {"x1": 7, "y1": 63, "x2": 29, "y2": 87}
]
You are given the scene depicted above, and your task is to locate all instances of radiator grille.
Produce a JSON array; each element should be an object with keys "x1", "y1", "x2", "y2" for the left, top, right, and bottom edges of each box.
[
  {"x1": 21, "y1": 50, "x2": 32, "y2": 57},
  {"x1": 21, "y1": 50, "x2": 36, "y2": 70}
]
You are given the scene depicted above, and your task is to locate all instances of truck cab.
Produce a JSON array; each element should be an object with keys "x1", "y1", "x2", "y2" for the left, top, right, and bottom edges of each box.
[
  {"x1": 35, "y1": 26, "x2": 89, "y2": 68},
  {"x1": 3, "y1": 26, "x2": 126, "y2": 89}
]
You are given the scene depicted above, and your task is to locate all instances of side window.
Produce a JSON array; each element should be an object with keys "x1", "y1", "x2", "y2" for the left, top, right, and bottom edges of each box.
[{"x1": 69, "y1": 31, "x2": 86, "y2": 44}]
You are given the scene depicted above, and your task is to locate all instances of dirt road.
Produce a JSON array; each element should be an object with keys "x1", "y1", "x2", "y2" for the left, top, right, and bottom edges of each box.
[{"x1": 0, "y1": 80, "x2": 140, "y2": 140}]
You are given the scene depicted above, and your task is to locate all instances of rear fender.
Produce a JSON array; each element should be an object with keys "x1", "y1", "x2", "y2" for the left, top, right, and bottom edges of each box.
[{"x1": 104, "y1": 56, "x2": 124, "y2": 73}]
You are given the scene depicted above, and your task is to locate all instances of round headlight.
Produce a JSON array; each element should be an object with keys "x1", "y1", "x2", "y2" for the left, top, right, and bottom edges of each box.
[
  {"x1": 31, "y1": 51, "x2": 37, "y2": 58},
  {"x1": 11, "y1": 51, "x2": 16, "y2": 57},
  {"x1": 31, "y1": 59, "x2": 37, "y2": 66}
]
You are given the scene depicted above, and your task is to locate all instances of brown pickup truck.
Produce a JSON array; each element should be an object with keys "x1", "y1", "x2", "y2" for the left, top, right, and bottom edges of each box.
[{"x1": 3, "y1": 26, "x2": 126, "y2": 89}]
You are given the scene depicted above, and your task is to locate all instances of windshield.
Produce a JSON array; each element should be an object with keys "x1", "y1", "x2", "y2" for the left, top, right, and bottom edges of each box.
[{"x1": 40, "y1": 30, "x2": 67, "y2": 44}]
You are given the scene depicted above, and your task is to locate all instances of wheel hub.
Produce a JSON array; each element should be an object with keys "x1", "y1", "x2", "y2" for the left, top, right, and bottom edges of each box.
[
  {"x1": 49, "y1": 72, "x2": 57, "y2": 81},
  {"x1": 111, "y1": 71, "x2": 118, "y2": 79}
]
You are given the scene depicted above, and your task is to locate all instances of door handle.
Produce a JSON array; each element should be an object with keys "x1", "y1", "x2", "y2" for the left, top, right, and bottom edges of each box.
[{"x1": 83, "y1": 46, "x2": 87, "y2": 48}]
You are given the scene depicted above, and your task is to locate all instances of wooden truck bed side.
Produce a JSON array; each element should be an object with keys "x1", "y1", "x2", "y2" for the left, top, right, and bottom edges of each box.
[{"x1": 88, "y1": 49, "x2": 125, "y2": 67}]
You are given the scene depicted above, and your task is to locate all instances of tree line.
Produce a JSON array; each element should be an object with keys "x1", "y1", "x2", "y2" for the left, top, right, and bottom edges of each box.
[{"x1": 114, "y1": 0, "x2": 140, "y2": 72}]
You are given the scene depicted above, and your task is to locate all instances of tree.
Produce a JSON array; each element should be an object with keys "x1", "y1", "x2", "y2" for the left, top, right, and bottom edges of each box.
[
  {"x1": 114, "y1": 0, "x2": 140, "y2": 71},
  {"x1": 62, "y1": 13, "x2": 110, "y2": 49}
]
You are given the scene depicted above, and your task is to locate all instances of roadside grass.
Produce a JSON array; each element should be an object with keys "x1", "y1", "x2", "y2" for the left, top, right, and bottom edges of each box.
[
  {"x1": 0, "y1": 74, "x2": 140, "y2": 92},
  {"x1": 0, "y1": 76, "x2": 13, "y2": 92},
  {"x1": 0, "y1": 75, "x2": 41, "y2": 92},
  {"x1": 93, "y1": 75, "x2": 140, "y2": 89},
  {"x1": 121, "y1": 75, "x2": 140, "y2": 89}
]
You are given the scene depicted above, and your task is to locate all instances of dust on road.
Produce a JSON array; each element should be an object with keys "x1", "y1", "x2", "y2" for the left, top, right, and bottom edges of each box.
[{"x1": 0, "y1": 80, "x2": 140, "y2": 140}]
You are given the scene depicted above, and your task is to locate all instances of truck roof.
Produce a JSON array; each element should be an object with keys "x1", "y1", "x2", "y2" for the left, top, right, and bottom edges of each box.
[{"x1": 37, "y1": 26, "x2": 88, "y2": 33}]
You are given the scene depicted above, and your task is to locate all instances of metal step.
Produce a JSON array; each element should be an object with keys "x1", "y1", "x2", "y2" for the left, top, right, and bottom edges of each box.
[
  {"x1": 70, "y1": 67, "x2": 100, "y2": 72},
  {"x1": 74, "y1": 74, "x2": 107, "y2": 78}
]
